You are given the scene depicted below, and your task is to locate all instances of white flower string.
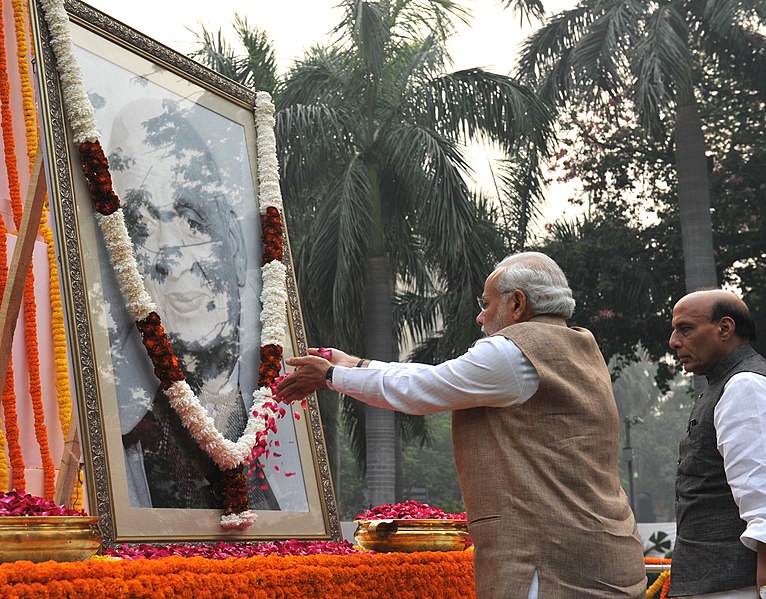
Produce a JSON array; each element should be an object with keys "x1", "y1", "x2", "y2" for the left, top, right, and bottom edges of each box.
[{"x1": 39, "y1": 0, "x2": 288, "y2": 529}]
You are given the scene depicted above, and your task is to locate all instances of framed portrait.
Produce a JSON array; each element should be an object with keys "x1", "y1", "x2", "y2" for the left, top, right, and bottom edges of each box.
[{"x1": 30, "y1": 0, "x2": 340, "y2": 545}]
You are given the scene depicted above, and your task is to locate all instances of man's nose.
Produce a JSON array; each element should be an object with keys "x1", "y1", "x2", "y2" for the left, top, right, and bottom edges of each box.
[
  {"x1": 669, "y1": 330, "x2": 680, "y2": 349},
  {"x1": 152, "y1": 252, "x2": 170, "y2": 278}
]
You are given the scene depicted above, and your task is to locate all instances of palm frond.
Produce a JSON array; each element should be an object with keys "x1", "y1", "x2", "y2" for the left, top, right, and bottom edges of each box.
[
  {"x1": 393, "y1": 291, "x2": 442, "y2": 346},
  {"x1": 633, "y1": 3, "x2": 694, "y2": 134},
  {"x1": 698, "y1": 17, "x2": 766, "y2": 99},
  {"x1": 377, "y1": 170, "x2": 437, "y2": 296},
  {"x1": 348, "y1": 0, "x2": 389, "y2": 79},
  {"x1": 501, "y1": 0, "x2": 546, "y2": 24},
  {"x1": 397, "y1": 411, "x2": 433, "y2": 447},
  {"x1": 388, "y1": 0, "x2": 470, "y2": 44},
  {"x1": 493, "y1": 144, "x2": 547, "y2": 251},
  {"x1": 515, "y1": 4, "x2": 595, "y2": 99},
  {"x1": 573, "y1": 1, "x2": 639, "y2": 98},
  {"x1": 279, "y1": 46, "x2": 362, "y2": 108},
  {"x1": 417, "y1": 69, "x2": 554, "y2": 153},
  {"x1": 188, "y1": 22, "x2": 244, "y2": 82},
  {"x1": 301, "y1": 156, "x2": 376, "y2": 349},
  {"x1": 188, "y1": 17, "x2": 278, "y2": 94},
  {"x1": 231, "y1": 14, "x2": 278, "y2": 94},
  {"x1": 275, "y1": 104, "x2": 356, "y2": 200},
  {"x1": 376, "y1": 123, "x2": 477, "y2": 262}
]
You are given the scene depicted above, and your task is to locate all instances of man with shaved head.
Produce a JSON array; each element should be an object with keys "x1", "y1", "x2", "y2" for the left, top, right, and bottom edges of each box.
[
  {"x1": 668, "y1": 290, "x2": 766, "y2": 599},
  {"x1": 277, "y1": 251, "x2": 646, "y2": 599}
]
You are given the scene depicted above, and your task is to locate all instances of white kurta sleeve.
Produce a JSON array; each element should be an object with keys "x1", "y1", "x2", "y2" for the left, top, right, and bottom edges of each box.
[
  {"x1": 329, "y1": 335, "x2": 539, "y2": 415},
  {"x1": 715, "y1": 371, "x2": 766, "y2": 551}
]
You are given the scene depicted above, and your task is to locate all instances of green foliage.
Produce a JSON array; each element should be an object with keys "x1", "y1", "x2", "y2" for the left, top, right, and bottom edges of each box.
[
  {"x1": 538, "y1": 55, "x2": 766, "y2": 382},
  {"x1": 401, "y1": 412, "x2": 463, "y2": 513},
  {"x1": 337, "y1": 411, "x2": 464, "y2": 519},
  {"x1": 189, "y1": 15, "x2": 278, "y2": 95},
  {"x1": 277, "y1": 0, "x2": 553, "y2": 480},
  {"x1": 538, "y1": 216, "x2": 683, "y2": 388}
]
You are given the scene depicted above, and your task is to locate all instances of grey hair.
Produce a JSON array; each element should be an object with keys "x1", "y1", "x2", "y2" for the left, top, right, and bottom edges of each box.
[{"x1": 495, "y1": 252, "x2": 575, "y2": 318}]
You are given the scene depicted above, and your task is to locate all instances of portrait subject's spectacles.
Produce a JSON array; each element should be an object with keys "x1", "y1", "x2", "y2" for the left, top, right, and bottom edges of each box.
[{"x1": 477, "y1": 296, "x2": 488, "y2": 312}]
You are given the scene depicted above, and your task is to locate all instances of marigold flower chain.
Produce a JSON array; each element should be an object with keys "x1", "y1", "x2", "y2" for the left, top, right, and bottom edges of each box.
[
  {"x1": 0, "y1": 552, "x2": 478, "y2": 597},
  {"x1": 261, "y1": 208, "x2": 283, "y2": 264},
  {"x1": 221, "y1": 468, "x2": 249, "y2": 516},
  {"x1": 135, "y1": 312, "x2": 185, "y2": 388},
  {"x1": 78, "y1": 140, "x2": 120, "y2": 215}
]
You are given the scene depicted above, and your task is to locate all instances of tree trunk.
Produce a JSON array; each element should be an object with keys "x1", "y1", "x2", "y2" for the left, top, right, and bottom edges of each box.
[
  {"x1": 363, "y1": 256, "x2": 397, "y2": 507},
  {"x1": 675, "y1": 101, "x2": 718, "y2": 393},
  {"x1": 674, "y1": 102, "x2": 717, "y2": 292}
]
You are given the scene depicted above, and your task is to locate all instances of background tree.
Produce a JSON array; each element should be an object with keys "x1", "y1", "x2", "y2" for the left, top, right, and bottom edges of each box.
[
  {"x1": 539, "y1": 61, "x2": 766, "y2": 375},
  {"x1": 530, "y1": 47, "x2": 766, "y2": 523},
  {"x1": 276, "y1": 0, "x2": 552, "y2": 506},
  {"x1": 190, "y1": 15, "x2": 278, "y2": 95},
  {"x1": 515, "y1": 0, "x2": 766, "y2": 299}
]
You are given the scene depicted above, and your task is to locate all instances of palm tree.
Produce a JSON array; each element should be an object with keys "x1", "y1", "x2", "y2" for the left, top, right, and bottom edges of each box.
[
  {"x1": 189, "y1": 15, "x2": 278, "y2": 95},
  {"x1": 277, "y1": 0, "x2": 553, "y2": 505},
  {"x1": 512, "y1": 0, "x2": 766, "y2": 293}
]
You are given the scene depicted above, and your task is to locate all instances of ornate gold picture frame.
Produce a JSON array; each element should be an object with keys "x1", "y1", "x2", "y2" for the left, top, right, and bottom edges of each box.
[{"x1": 30, "y1": 0, "x2": 339, "y2": 546}]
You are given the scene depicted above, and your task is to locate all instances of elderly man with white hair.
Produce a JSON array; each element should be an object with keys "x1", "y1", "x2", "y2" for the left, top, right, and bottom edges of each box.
[{"x1": 278, "y1": 251, "x2": 646, "y2": 599}]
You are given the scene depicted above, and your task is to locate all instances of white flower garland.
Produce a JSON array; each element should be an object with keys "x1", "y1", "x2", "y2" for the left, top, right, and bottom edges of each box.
[
  {"x1": 39, "y1": 0, "x2": 99, "y2": 144},
  {"x1": 40, "y1": 0, "x2": 289, "y2": 529}
]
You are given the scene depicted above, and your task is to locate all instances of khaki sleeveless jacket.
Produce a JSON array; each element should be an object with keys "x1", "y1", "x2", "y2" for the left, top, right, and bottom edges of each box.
[{"x1": 452, "y1": 316, "x2": 645, "y2": 598}]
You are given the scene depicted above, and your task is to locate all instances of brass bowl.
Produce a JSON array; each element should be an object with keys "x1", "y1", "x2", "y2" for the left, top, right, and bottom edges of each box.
[
  {"x1": 354, "y1": 518, "x2": 471, "y2": 553},
  {"x1": 0, "y1": 516, "x2": 102, "y2": 563}
]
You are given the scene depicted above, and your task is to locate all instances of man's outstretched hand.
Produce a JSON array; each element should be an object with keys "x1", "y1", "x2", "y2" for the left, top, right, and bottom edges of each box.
[
  {"x1": 276, "y1": 355, "x2": 332, "y2": 404},
  {"x1": 277, "y1": 347, "x2": 365, "y2": 403},
  {"x1": 308, "y1": 347, "x2": 359, "y2": 368}
]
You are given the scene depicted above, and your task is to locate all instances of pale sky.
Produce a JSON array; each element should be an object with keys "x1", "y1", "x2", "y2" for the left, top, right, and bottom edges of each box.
[
  {"x1": 86, "y1": 0, "x2": 575, "y2": 75},
  {"x1": 85, "y1": 0, "x2": 581, "y2": 226}
]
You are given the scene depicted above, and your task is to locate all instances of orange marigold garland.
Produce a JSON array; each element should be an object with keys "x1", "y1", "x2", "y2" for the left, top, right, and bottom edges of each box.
[
  {"x1": 644, "y1": 557, "x2": 672, "y2": 599},
  {"x1": 12, "y1": 0, "x2": 36, "y2": 165},
  {"x1": 14, "y1": 0, "x2": 79, "y2": 505},
  {"x1": 0, "y1": 0, "x2": 55, "y2": 497},
  {"x1": 0, "y1": 0, "x2": 25, "y2": 492},
  {"x1": 0, "y1": 551, "x2": 477, "y2": 597}
]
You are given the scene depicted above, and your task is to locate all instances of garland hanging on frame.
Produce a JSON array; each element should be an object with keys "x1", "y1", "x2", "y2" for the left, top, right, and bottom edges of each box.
[{"x1": 39, "y1": 0, "x2": 288, "y2": 529}]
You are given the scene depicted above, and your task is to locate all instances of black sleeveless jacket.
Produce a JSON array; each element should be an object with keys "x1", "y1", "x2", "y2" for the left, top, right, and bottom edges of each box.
[{"x1": 669, "y1": 344, "x2": 766, "y2": 596}]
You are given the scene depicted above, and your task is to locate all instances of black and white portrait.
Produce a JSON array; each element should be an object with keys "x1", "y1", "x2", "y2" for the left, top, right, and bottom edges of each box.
[{"x1": 76, "y1": 46, "x2": 309, "y2": 513}]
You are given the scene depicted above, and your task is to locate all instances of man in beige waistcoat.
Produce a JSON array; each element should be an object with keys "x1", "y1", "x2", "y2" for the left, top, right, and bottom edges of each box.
[{"x1": 277, "y1": 251, "x2": 646, "y2": 598}]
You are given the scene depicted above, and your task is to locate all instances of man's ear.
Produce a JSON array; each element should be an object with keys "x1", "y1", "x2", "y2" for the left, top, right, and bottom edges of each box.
[
  {"x1": 719, "y1": 316, "x2": 735, "y2": 341},
  {"x1": 510, "y1": 289, "x2": 528, "y2": 322},
  {"x1": 227, "y1": 209, "x2": 246, "y2": 287}
]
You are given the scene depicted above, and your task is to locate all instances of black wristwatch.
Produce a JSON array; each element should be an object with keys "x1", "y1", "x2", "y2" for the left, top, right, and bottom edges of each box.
[{"x1": 325, "y1": 366, "x2": 335, "y2": 387}]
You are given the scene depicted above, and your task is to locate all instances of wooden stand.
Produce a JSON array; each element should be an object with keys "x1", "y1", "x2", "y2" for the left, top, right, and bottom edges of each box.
[{"x1": 0, "y1": 152, "x2": 81, "y2": 504}]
